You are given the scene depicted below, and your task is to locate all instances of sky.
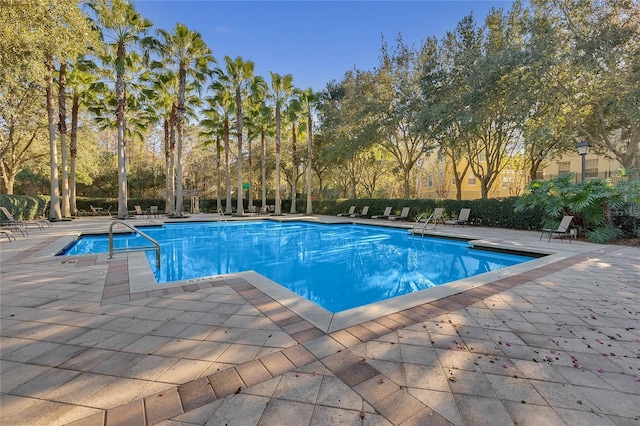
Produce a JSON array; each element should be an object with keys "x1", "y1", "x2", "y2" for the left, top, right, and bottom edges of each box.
[{"x1": 133, "y1": 0, "x2": 516, "y2": 92}]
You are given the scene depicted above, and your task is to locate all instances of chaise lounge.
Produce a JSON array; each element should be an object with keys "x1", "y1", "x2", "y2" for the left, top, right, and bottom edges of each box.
[
  {"x1": 540, "y1": 215, "x2": 574, "y2": 243},
  {"x1": 337, "y1": 205, "x2": 356, "y2": 217},
  {"x1": 445, "y1": 208, "x2": 471, "y2": 226}
]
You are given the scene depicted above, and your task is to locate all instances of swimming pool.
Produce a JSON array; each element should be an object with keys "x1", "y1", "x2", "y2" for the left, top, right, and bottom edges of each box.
[{"x1": 61, "y1": 221, "x2": 535, "y2": 313}]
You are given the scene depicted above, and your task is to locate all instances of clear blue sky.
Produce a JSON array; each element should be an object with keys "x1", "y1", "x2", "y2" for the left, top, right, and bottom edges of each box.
[{"x1": 133, "y1": 1, "x2": 515, "y2": 92}]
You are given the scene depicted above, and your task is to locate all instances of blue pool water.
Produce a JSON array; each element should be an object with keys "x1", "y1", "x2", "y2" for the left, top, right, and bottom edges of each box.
[{"x1": 61, "y1": 221, "x2": 535, "y2": 312}]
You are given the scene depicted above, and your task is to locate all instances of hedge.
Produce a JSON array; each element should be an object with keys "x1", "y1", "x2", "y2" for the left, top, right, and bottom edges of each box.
[{"x1": 0, "y1": 195, "x2": 50, "y2": 221}]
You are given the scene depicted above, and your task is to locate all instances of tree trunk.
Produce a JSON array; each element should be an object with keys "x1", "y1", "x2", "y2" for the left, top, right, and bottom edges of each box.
[
  {"x1": 261, "y1": 129, "x2": 267, "y2": 210},
  {"x1": 224, "y1": 118, "x2": 232, "y2": 214},
  {"x1": 306, "y1": 116, "x2": 313, "y2": 214},
  {"x1": 216, "y1": 136, "x2": 222, "y2": 212},
  {"x1": 402, "y1": 167, "x2": 411, "y2": 199},
  {"x1": 290, "y1": 123, "x2": 297, "y2": 213},
  {"x1": 163, "y1": 117, "x2": 172, "y2": 214},
  {"x1": 248, "y1": 138, "x2": 253, "y2": 211},
  {"x1": 235, "y1": 87, "x2": 244, "y2": 215},
  {"x1": 70, "y1": 92, "x2": 79, "y2": 215},
  {"x1": 45, "y1": 54, "x2": 61, "y2": 221},
  {"x1": 116, "y1": 43, "x2": 128, "y2": 219},
  {"x1": 275, "y1": 107, "x2": 282, "y2": 215},
  {"x1": 175, "y1": 67, "x2": 187, "y2": 217},
  {"x1": 58, "y1": 62, "x2": 70, "y2": 217}
]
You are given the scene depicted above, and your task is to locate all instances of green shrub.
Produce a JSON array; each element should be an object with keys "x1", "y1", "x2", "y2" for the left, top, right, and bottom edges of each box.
[{"x1": 0, "y1": 194, "x2": 50, "y2": 220}]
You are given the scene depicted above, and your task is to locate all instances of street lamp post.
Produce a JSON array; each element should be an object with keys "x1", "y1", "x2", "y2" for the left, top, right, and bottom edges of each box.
[{"x1": 575, "y1": 141, "x2": 590, "y2": 181}]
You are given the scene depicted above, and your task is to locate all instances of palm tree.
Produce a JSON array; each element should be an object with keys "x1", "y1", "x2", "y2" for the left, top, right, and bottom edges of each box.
[
  {"x1": 285, "y1": 95, "x2": 302, "y2": 213},
  {"x1": 298, "y1": 88, "x2": 317, "y2": 214},
  {"x1": 90, "y1": 0, "x2": 152, "y2": 218},
  {"x1": 269, "y1": 72, "x2": 293, "y2": 215},
  {"x1": 67, "y1": 56, "x2": 98, "y2": 216},
  {"x1": 199, "y1": 106, "x2": 225, "y2": 212},
  {"x1": 205, "y1": 89, "x2": 235, "y2": 214},
  {"x1": 250, "y1": 102, "x2": 275, "y2": 211},
  {"x1": 147, "y1": 23, "x2": 214, "y2": 216}
]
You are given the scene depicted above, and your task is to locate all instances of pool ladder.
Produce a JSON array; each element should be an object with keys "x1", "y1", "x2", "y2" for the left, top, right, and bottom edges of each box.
[
  {"x1": 108, "y1": 220, "x2": 161, "y2": 268},
  {"x1": 411, "y1": 212, "x2": 437, "y2": 235}
]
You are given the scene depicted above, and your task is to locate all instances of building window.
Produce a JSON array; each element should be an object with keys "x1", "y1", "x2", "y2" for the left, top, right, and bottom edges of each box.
[
  {"x1": 427, "y1": 173, "x2": 433, "y2": 188},
  {"x1": 438, "y1": 169, "x2": 444, "y2": 183},
  {"x1": 502, "y1": 175, "x2": 515, "y2": 188},
  {"x1": 438, "y1": 153, "x2": 444, "y2": 163},
  {"x1": 468, "y1": 174, "x2": 476, "y2": 185},
  {"x1": 478, "y1": 153, "x2": 485, "y2": 162},
  {"x1": 586, "y1": 159, "x2": 599, "y2": 178},
  {"x1": 558, "y1": 161, "x2": 571, "y2": 174},
  {"x1": 535, "y1": 170, "x2": 544, "y2": 180}
]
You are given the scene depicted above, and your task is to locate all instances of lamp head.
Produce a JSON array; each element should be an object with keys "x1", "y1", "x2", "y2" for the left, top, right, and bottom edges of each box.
[{"x1": 576, "y1": 140, "x2": 590, "y2": 155}]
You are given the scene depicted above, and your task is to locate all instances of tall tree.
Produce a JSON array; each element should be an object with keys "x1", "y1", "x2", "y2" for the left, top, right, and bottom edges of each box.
[
  {"x1": 205, "y1": 88, "x2": 235, "y2": 213},
  {"x1": 269, "y1": 72, "x2": 294, "y2": 215},
  {"x1": 531, "y1": 0, "x2": 640, "y2": 178},
  {"x1": 147, "y1": 23, "x2": 214, "y2": 216},
  {"x1": 285, "y1": 93, "x2": 303, "y2": 213},
  {"x1": 200, "y1": 105, "x2": 225, "y2": 212},
  {"x1": 90, "y1": 0, "x2": 152, "y2": 218},
  {"x1": 298, "y1": 88, "x2": 317, "y2": 214}
]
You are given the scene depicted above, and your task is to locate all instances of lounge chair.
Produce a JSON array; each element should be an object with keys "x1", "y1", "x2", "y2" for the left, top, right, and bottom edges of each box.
[
  {"x1": 350, "y1": 206, "x2": 369, "y2": 218},
  {"x1": 337, "y1": 205, "x2": 356, "y2": 217},
  {"x1": 372, "y1": 206, "x2": 392, "y2": 219},
  {"x1": 149, "y1": 206, "x2": 159, "y2": 218},
  {"x1": 389, "y1": 207, "x2": 410, "y2": 221},
  {"x1": 0, "y1": 206, "x2": 45, "y2": 230},
  {"x1": 445, "y1": 208, "x2": 471, "y2": 226},
  {"x1": 89, "y1": 205, "x2": 112, "y2": 217},
  {"x1": 540, "y1": 215, "x2": 574, "y2": 243},
  {"x1": 134, "y1": 205, "x2": 146, "y2": 218},
  {"x1": 1, "y1": 229, "x2": 17, "y2": 241}
]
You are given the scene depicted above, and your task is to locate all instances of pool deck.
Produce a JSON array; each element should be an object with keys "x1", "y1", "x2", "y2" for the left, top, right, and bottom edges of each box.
[{"x1": 1, "y1": 214, "x2": 639, "y2": 425}]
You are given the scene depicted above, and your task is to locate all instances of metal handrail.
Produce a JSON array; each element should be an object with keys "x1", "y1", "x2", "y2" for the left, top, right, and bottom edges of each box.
[{"x1": 108, "y1": 220, "x2": 161, "y2": 268}]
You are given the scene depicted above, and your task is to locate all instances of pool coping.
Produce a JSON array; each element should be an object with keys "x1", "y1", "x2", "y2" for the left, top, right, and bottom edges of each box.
[{"x1": 47, "y1": 219, "x2": 576, "y2": 333}]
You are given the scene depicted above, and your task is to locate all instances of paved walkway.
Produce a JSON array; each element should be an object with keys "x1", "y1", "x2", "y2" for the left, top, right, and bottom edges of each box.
[{"x1": 1, "y1": 215, "x2": 639, "y2": 425}]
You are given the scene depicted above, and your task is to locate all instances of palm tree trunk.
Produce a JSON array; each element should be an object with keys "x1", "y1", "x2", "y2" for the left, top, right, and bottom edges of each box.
[
  {"x1": 45, "y1": 54, "x2": 61, "y2": 220},
  {"x1": 290, "y1": 123, "x2": 297, "y2": 214},
  {"x1": 116, "y1": 44, "x2": 128, "y2": 219},
  {"x1": 224, "y1": 119, "x2": 232, "y2": 214},
  {"x1": 235, "y1": 88, "x2": 244, "y2": 215},
  {"x1": 70, "y1": 93, "x2": 79, "y2": 216},
  {"x1": 58, "y1": 62, "x2": 70, "y2": 217},
  {"x1": 306, "y1": 117, "x2": 313, "y2": 215},
  {"x1": 248, "y1": 138, "x2": 253, "y2": 211},
  {"x1": 261, "y1": 129, "x2": 266, "y2": 210},
  {"x1": 275, "y1": 107, "x2": 282, "y2": 215},
  {"x1": 163, "y1": 117, "x2": 171, "y2": 214},
  {"x1": 216, "y1": 136, "x2": 222, "y2": 212},
  {"x1": 175, "y1": 67, "x2": 187, "y2": 217}
]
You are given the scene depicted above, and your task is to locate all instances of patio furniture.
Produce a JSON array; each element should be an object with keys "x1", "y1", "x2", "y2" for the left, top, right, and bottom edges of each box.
[
  {"x1": 337, "y1": 205, "x2": 356, "y2": 217},
  {"x1": 388, "y1": 207, "x2": 410, "y2": 221},
  {"x1": 350, "y1": 206, "x2": 369, "y2": 218},
  {"x1": 372, "y1": 207, "x2": 393, "y2": 220},
  {"x1": 0, "y1": 206, "x2": 45, "y2": 230},
  {"x1": 540, "y1": 215, "x2": 574, "y2": 243},
  {"x1": 445, "y1": 208, "x2": 471, "y2": 226},
  {"x1": 1, "y1": 229, "x2": 17, "y2": 241}
]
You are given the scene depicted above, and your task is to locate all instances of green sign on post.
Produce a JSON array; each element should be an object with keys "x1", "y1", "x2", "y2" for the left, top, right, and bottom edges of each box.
[{"x1": 242, "y1": 182, "x2": 250, "y2": 189}]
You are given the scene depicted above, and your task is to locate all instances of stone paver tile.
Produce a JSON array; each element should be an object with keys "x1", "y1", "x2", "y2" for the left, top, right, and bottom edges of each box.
[
  {"x1": 574, "y1": 386, "x2": 639, "y2": 418},
  {"x1": 453, "y1": 394, "x2": 514, "y2": 426},
  {"x1": 204, "y1": 327, "x2": 244, "y2": 343},
  {"x1": 235, "y1": 359, "x2": 273, "y2": 388},
  {"x1": 1, "y1": 398, "x2": 75, "y2": 426},
  {"x1": 353, "y1": 374, "x2": 400, "y2": 405},
  {"x1": 263, "y1": 330, "x2": 297, "y2": 349},
  {"x1": 205, "y1": 393, "x2": 268, "y2": 426},
  {"x1": 58, "y1": 347, "x2": 116, "y2": 372},
  {"x1": 105, "y1": 399, "x2": 145, "y2": 426},
  {"x1": 446, "y1": 368, "x2": 498, "y2": 398},
  {"x1": 302, "y1": 335, "x2": 346, "y2": 359},
  {"x1": 68, "y1": 329, "x2": 119, "y2": 347},
  {"x1": 484, "y1": 373, "x2": 546, "y2": 405},
  {"x1": 2, "y1": 341, "x2": 62, "y2": 363},
  {"x1": 153, "y1": 338, "x2": 200, "y2": 358},
  {"x1": 365, "y1": 340, "x2": 402, "y2": 362},
  {"x1": 170, "y1": 399, "x2": 222, "y2": 425},
  {"x1": 148, "y1": 321, "x2": 191, "y2": 338},
  {"x1": 177, "y1": 377, "x2": 216, "y2": 412},
  {"x1": 208, "y1": 366, "x2": 243, "y2": 399},
  {"x1": 368, "y1": 359, "x2": 406, "y2": 387},
  {"x1": 144, "y1": 387, "x2": 183, "y2": 425},
  {"x1": 241, "y1": 376, "x2": 282, "y2": 398},
  {"x1": 175, "y1": 324, "x2": 214, "y2": 341},
  {"x1": 404, "y1": 363, "x2": 451, "y2": 392},
  {"x1": 93, "y1": 332, "x2": 142, "y2": 351},
  {"x1": 47, "y1": 372, "x2": 117, "y2": 404},
  {"x1": 257, "y1": 398, "x2": 315, "y2": 426},
  {"x1": 553, "y1": 365, "x2": 615, "y2": 390},
  {"x1": 0, "y1": 363, "x2": 51, "y2": 393},
  {"x1": 330, "y1": 329, "x2": 363, "y2": 348},
  {"x1": 10, "y1": 367, "x2": 80, "y2": 399},
  {"x1": 310, "y1": 405, "x2": 366, "y2": 426},
  {"x1": 530, "y1": 380, "x2": 599, "y2": 412},
  {"x1": 183, "y1": 340, "x2": 230, "y2": 362},
  {"x1": 0, "y1": 394, "x2": 39, "y2": 421},
  {"x1": 282, "y1": 344, "x2": 317, "y2": 368},
  {"x1": 509, "y1": 359, "x2": 567, "y2": 383},
  {"x1": 400, "y1": 407, "x2": 453, "y2": 426},
  {"x1": 89, "y1": 351, "x2": 146, "y2": 376},
  {"x1": 125, "y1": 354, "x2": 178, "y2": 381},
  {"x1": 81, "y1": 377, "x2": 155, "y2": 409},
  {"x1": 51, "y1": 405, "x2": 105, "y2": 426},
  {"x1": 234, "y1": 329, "x2": 276, "y2": 346},
  {"x1": 502, "y1": 401, "x2": 565, "y2": 426},
  {"x1": 155, "y1": 358, "x2": 213, "y2": 385},
  {"x1": 334, "y1": 360, "x2": 380, "y2": 388},
  {"x1": 216, "y1": 343, "x2": 262, "y2": 364},
  {"x1": 374, "y1": 390, "x2": 425, "y2": 425},
  {"x1": 409, "y1": 388, "x2": 463, "y2": 426},
  {"x1": 272, "y1": 372, "x2": 322, "y2": 404},
  {"x1": 120, "y1": 335, "x2": 172, "y2": 354},
  {"x1": 260, "y1": 351, "x2": 296, "y2": 377},
  {"x1": 316, "y1": 375, "x2": 364, "y2": 411},
  {"x1": 435, "y1": 348, "x2": 482, "y2": 372},
  {"x1": 553, "y1": 407, "x2": 618, "y2": 426},
  {"x1": 399, "y1": 344, "x2": 440, "y2": 366}
]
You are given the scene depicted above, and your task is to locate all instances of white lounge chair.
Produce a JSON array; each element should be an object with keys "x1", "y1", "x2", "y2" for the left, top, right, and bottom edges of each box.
[
  {"x1": 413, "y1": 207, "x2": 444, "y2": 234},
  {"x1": 540, "y1": 215, "x2": 574, "y2": 243},
  {"x1": 1, "y1": 229, "x2": 17, "y2": 241},
  {"x1": 372, "y1": 207, "x2": 392, "y2": 220},
  {"x1": 350, "y1": 206, "x2": 369, "y2": 218},
  {"x1": 388, "y1": 207, "x2": 410, "y2": 221},
  {"x1": 445, "y1": 208, "x2": 471, "y2": 226},
  {"x1": 337, "y1": 205, "x2": 356, "y2": 217}
]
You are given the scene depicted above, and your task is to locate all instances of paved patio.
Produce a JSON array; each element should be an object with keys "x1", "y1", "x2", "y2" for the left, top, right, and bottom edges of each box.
[{"x1": 1, "y1": 215, "x2": 639, "y2": 425}]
